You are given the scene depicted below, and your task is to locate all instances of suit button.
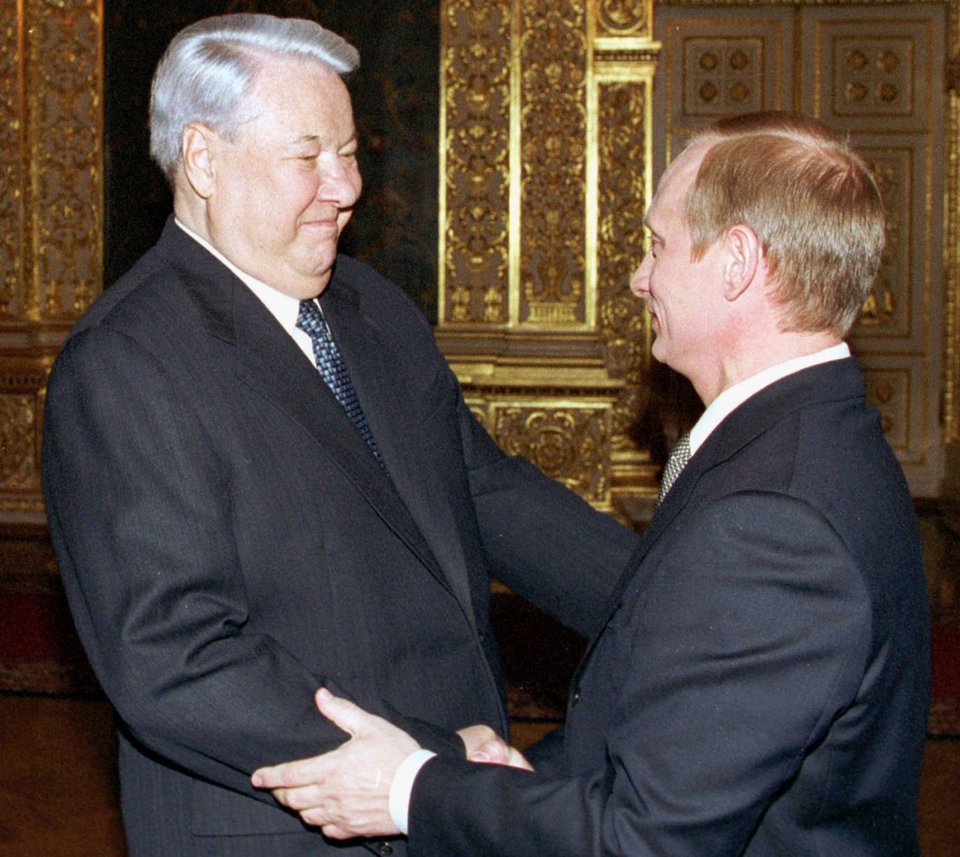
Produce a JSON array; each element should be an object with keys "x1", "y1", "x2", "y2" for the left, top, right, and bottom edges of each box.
[
  {"x1": 571, "y1": 688, "x2": 582, "y2": 706},
  {"x1": 373, "y1": 844, "x2": 393, "y2": 856}
]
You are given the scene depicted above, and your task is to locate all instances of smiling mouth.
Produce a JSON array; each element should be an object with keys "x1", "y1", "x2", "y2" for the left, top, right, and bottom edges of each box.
[{"x1": 301, "y1": 219, "x2": 339, "y2": 231}]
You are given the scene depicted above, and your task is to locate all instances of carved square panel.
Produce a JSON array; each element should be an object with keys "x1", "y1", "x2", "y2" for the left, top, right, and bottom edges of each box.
[
  {"x1": 853, "y1": 146, "x2": 913, "y2": 340},
  {"x1": 653, "y1": 7, "x2": 794, "y2": 173},
  {"x1": 683, "y1": 37, "x2": 764, "y2": 117},
  {"x1": 0, "y1": 393, "x2": 38, "y2": 493},
  {"x1": 833, "y1": 37, "x2": 913, "y2": 117},
  {"x1": 857, "y1": 352, "x2": 943, "y2": 496},
  {"x1": 801, "y1": 7, "x2": 943, "y2": 133},
  {"x1": 489, "y1": 400, "x2": 613, "y2": 503}
]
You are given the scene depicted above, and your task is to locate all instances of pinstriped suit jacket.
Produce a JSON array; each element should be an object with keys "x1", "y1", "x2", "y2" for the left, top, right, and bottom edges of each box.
[{"x1": 41, "y1": 217, "x2": 639, "y2": 857}]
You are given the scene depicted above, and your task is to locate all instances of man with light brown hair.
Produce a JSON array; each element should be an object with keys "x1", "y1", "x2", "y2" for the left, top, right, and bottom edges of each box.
[{"x1": 254, "y1": 112, "x2": 930, "y2": 856}]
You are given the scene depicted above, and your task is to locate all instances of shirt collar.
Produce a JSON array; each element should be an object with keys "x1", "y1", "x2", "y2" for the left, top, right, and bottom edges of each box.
[
  {"x1": 174, "y1": 218, "x2": 304, "y2": 332},
  {"x1": 688, "y1": 342, "x2": 851, "y2": 455}
]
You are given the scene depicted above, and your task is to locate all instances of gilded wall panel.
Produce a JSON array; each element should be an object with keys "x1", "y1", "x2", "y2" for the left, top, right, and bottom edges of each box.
[
  {"x1": 492, "y1": 402, "x2": 612, "y2": 504},
  {"x1": 800, "y1": 4, "x2": 944, "y2": 493},
  {"x1": 684, "y1": 37, "x2": 766, "y2": 116},
  {"x1": 805, "y1": 14, "x2": 938, "y2": 131},
  {"x1": 23, "y1": 0, "x2": 102, "y2": 324},
  {"x1": 0, "y1": 1, "x2": 102, "y2": 526},
  {"x1": 519, "y1": 0, "x2": 588, "y2": 327},
  {"x1": 0, "y1": 394, "x2": 37, "y2": 490},
  {"x1": 440, "y1": 0, "x2": 511, "y2": 325},
  {"x1": 861, "y1": 366, "x2": 910, "y2": 451},
  {"x1": 653, "y1": 9, "x2": 793, "y2": 168},
  {"x1": 0, "y1": 2, "x2": 22, "y2": 319},
  {"x1": 858, "y1": 355, "x2": 935, "y2": 468},
  {"x1": 596, "y1": 79, "x2": 652, "y2": 452},
  {"x1": 833, "y1": 37, "x2": 914, "y2": 117},
  {"x1": 858, "y1": 147, "x2": 911, "y2": 337},
  {"x1": 440, "y1": 1, "x2": 663, "y2": 521}
]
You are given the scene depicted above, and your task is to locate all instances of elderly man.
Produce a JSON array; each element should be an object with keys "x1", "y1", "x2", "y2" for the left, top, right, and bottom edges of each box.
[
  {"x1": 254, "y1": 112, "x2": 930, "y2": 856},
  {"x1": 40, "y1": 14, "x2": 638, "y2": 857}
]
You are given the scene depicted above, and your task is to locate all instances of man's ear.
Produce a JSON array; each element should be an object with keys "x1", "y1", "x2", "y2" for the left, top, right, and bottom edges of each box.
[
  {"x1": 181, "y1": 123, "x2": 218, "y2": 199},
  {"x1": 721, "y1": 224, "x2": 761, "y2": 302}
]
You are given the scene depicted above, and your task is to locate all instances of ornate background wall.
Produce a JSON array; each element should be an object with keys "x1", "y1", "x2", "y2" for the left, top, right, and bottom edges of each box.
[{"x1": 2, "y1": 0, "x2": 958, "y2": 535}]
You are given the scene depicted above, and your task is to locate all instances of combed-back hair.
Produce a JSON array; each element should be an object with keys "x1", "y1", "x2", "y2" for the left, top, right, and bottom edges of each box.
[
  {"x1": 684, "y1": 111, "x2": 885, "y2": 337},
  {"x1": 149, "y1": 13, "x2": 359, "y2": 182}
]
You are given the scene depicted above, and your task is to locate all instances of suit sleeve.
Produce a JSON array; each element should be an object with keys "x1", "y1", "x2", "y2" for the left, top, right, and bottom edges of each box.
[
  {"x1": 406, "y1": 492, "x2": 872, "y2": 856},
  {"x1": 41, "y1": 327, "x2": 457, "y2": 804},
  {"x1": 459, "y1": 389, "x2": 641, "y2": 639}
]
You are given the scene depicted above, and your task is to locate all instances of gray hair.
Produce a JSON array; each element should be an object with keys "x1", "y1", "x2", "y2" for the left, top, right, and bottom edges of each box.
[{"x1": 149, "y1": 13, "x2": 360, "y2": 181}]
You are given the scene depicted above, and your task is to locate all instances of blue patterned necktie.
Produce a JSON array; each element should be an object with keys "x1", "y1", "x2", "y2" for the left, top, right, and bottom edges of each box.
[
  {"x1": 296, "y1": 299, "x2": 384, "y2": 467},
  {"x1": 657, "y1": 431, "x2": 691, "y2": 505}
]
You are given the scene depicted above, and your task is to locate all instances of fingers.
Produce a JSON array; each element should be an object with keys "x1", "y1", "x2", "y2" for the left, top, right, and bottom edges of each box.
[
  {"x1": 253, "y1": 754, "x2": 329, "y2": 789},
  {"x1": 314, "y1": 687, "x2": 368, "y2": 737},
  {"x1": 457, "y1": 723, "x2": 498, "y2": 757},
  {"x1": 505, "y1": 746, "x2": 534, "y2": 771},
  {"x1": 469, "y1": 736, "x2": 511, "y2": 764}
]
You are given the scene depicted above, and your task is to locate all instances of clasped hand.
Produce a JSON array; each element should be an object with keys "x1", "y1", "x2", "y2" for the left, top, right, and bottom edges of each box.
[{"x1": 252, "y1": 688, "x2": 531, "y2": 840}]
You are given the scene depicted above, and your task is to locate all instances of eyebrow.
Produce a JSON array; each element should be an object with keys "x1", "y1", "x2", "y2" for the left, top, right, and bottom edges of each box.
[{"x1": 289, "y1": 131, "x2": 358, "y2": 147}]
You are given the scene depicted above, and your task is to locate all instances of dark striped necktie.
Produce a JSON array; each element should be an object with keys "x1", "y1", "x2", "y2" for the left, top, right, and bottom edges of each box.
[{"x1": 296, "y1": 299, "x2": 384, "y2": 467}]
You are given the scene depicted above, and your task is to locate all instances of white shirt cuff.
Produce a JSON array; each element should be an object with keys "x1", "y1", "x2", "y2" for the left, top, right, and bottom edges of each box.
[{"x1": 388, "y1": 748, "x2": 437, "y2": 834}]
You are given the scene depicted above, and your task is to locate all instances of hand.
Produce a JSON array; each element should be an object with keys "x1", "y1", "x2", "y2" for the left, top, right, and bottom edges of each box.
[
  {"x1": 457, "y1": 724, "x2": 500, "y2": 758},
  {"x1": 457, "y1": 724, "x2": 533, "y2": 770},
  {"x1": 252, "y1": 688, "x2": 419, "y2": 839}
]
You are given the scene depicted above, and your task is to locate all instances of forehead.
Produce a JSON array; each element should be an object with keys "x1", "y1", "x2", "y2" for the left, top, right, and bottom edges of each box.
[
  {"x1": 647, "y1": 144, "x2": 708, "y2": 231},
  {"x1": 241, "y1": 56, "x2": 354, "y2": 141}
]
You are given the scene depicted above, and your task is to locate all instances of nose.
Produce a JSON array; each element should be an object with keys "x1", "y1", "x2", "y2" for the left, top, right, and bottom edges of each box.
[
  {"x1": 630, "y1": 253, "x2": 652, "y2": 299},
  {"x1": 317, "y1": 156, "x2": 362, "y2": 210}
]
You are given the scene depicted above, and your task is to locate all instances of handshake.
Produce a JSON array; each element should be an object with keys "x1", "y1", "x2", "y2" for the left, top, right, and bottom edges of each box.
[{"x1": 252, "y1": 688, "x2": 532, "y2": 839}]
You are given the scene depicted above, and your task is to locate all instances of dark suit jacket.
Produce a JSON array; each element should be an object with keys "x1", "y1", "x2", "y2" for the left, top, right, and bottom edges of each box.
[
  {"x1": 408, "y1": 358, "x2": 930, "y2": 856},
  {"x1": 41, "y1": 218, "x2": 639, "y2": 857}
]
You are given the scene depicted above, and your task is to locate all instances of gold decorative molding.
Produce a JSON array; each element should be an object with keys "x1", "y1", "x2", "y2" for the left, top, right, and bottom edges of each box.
[
  {"x1": 439, "y1": 0, "x2": 511, "y2": 325},
  {"x1": 518, "y1": 1, "x2": 588, "y2": 328},
  {"x1": 0, "y1": 0, "x2": 103, "y2": 526},
  {"x1": 440, "y1": 0, "x2": 662, "y2": 523}
]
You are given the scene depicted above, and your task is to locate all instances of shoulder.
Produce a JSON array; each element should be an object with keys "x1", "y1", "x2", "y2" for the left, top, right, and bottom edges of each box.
[{"x1": 330, "y1": 255, "x2": 431, "y2": 331}]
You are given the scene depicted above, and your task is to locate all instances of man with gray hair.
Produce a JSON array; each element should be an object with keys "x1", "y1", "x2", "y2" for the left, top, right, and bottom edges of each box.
[
  {"x1": 254, "y1": 112, "x2": 930, "y2": 856},
  {"x1": 41, "y1": 14, "x2": 638, "y2": 857}
]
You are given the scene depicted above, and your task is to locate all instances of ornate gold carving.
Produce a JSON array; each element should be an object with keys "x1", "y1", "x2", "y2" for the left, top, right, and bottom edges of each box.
[
  {"x1": 597, "y1": 81, "x2": 651, "y2": 452},
  {"x1": 0, "y1": 394, "x2": 36, "y2": 490},
  {"x1": 1, "y1": 0, "x2": 24, "y2": 319},
  {"x1": 859, "y1": 151, "x2": 908, "y2": 331},
  {"x1": 440, "y1": 0, "x2": 511, "y2": 325},
  {"x1": 519, "y1": 0, "x2": 588, "y2": 327},
  {"x1": 493, "y1": 404, "x2": 610, "y2": 502},
  {"x1": 23, "y1": 0, "x2": 102, "y2": 323},
  {"x1": 0, "y1": 2, "x2": 102, "y2": 526},
  {"x1": 834, "y1": 38, "x2": 912, "y2": 115},
  {"x1": 598, "y1": 0, "x2": 649, "y2": 37},
  {"x1": 685, "y1": 37, "x2": 764, "y2": 115},
  {"x1": 440, "y1": 0, "x2": 663, "y2": 520}
]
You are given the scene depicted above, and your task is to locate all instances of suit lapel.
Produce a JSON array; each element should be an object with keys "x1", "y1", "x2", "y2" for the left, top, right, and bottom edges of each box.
[
  {"x1": 319, "y1": 276, "x2": 478, "y2": 620},
  {"x1": 571, "y1": 359, "x2": 867, "y2": 689}
]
